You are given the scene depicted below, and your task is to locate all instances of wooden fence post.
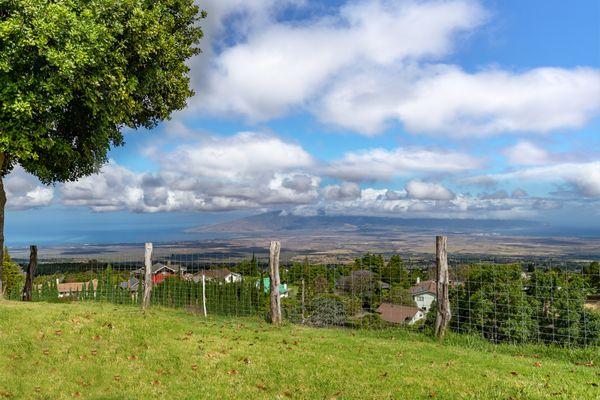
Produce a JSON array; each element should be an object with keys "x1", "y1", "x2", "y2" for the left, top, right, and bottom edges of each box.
[
  {"x1": 142, "y1": 242, "x2": 153, "y2": 310},
  {"x1": 435, "y1": 236, "x2": 451, "y2": 339},
  {"x1": 22, "y1": 245, "x2": 37, "y2": 301},
  {"x1": 269, "y1": 241, "x2": 282, "y2": 324}
]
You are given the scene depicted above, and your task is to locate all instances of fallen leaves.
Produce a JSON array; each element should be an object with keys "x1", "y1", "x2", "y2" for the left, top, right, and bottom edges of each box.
[
  {"x1": 510, "y1": 371, "x2": 519, "y2": 376},
  {"x1": 533, "y1": 362, "x2": 542, "y2": 368},
  {"x1": 54, "y1": 330, "x2": 62, "y2": 336},
  {"x1": 151, "y1": 380, "x2": 160, "y2": 386},
  {"x1": 191, "y1": 365, "x2": 198, "y2": 371},
  {"x1": 575, "y1": 361, "x2": 594, "y2": 367},
  {"x1": 127, "y1": 355, "x2": 138, "y2": 361},
  {"x1": 226, "y1": 369, "x2": 239, "y2": 375}
]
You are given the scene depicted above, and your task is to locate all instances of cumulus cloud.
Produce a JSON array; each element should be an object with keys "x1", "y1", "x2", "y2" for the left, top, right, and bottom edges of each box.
[
  {"x1": 327, "y1": 147, "x2": 481, "y2": 182},
  {"x1": 503, "y1": 141, "x2": 551, "y2": 165},
  {"x1": 322, "y1": 182, "x2": 361, "y2": 201},
  {"x1": 4, "y1": 167, "x2": 54, "y2": 210},
  {"x1": 467, "y1": 162, "x2": 600, "y2": 198},
  {"x1": 59, "y1": 133, "x2": 320, "y2": 212},
  {"x1": 405, "y1": 180, "x2": 455, "y2": 200},
  {"x1": 318, "y1": 65, "x2": 600, "y2": 136},
  {"x1": 186, "y1": 1, "x2": 600, "y2": 137},
  {"x1": 194, "y1": 0, "x2": 486, "y2": 121}
]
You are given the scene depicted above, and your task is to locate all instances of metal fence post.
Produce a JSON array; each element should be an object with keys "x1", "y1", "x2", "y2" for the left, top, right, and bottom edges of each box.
[
  {"x1": 202, "y1": 273, "x2": 207, "y2": 317},
  {"x1": 435, "y1": 236, "x2": 451, "y2": 338},
  {"x1": 142, "y1": 242, "x2": 153, "y2": 310},
  {"x1": 269, "y1": 241, "x2": 282, "y2": 324}
]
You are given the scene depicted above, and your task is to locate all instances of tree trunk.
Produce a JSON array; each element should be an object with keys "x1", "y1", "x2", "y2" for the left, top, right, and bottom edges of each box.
[{"x1": 0, "y1": 164, "x2": 6, "y2": 296}]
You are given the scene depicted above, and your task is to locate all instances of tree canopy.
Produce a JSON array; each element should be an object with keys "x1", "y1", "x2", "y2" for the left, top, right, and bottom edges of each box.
[{"x1": 0, "y1": 0, "x2": 205, "y2": 181}]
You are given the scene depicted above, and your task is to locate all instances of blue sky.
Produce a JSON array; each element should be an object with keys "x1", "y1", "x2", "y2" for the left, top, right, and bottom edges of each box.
[{"x1": 6, "y1": 0, "x2": 600, "y2": 245}]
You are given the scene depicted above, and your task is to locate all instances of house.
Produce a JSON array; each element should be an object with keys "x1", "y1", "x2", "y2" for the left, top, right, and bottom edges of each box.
[
  {"x1": 377, "y1": 303, "x2": 425, "y2": 325},
  {"x1": 194, "y1": 268, "x2": 242, "y2": 283},
  {"x1": 409, "y1": 279, "x2": 437, "y2": 312},
  {"x1": 55, "y1": 279, "x2": 98, "y2": 298},
  {"x1": 133, "y1": 261, "x2": 182, "y2": 284}
]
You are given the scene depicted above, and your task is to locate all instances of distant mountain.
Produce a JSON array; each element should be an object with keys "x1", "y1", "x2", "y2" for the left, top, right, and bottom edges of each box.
[{"x1": 189, "y1": 211, "x2": 541, "y2": 235}]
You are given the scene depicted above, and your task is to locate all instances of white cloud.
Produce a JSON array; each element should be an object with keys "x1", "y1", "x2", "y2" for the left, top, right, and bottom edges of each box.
[
  {"x1": 189, "y1": 1, "x2": 600, "y2": 137},
  {"x1": 318, "y1": 65, "x2": 600, "y2": 135},
  {"x1": 59, "y1": 133, "x2": 320, "y2": 212},
  {"x1": 4, "y1": 167, "x2": 54, "y2": 210},
  {"x1": 322, "y1": 182, "x2": 361, "y2": 201},
  {"x1": 467, "y1": 162, "x2": 600, "y2": 198},
  {"x1": 195, "y1": 0, "x2": 485, "y2": 120},
  {"x1": 405, "y1": 180, "x2": 455, "y2": 200},
  {"x1": 160, "y1": 132, "x2": 314, "y2": 179},
  {"x1": 503, "y1": 141, "x2": 551, "y2": 165},
  {"x1": 327, "y1": 147, "x2": 481, "y2": 181}
]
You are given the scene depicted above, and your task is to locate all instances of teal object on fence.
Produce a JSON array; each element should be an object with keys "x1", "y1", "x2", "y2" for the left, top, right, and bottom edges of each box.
[{"x1": 262, "y1": 277, "x2": 287, "y2": 294}]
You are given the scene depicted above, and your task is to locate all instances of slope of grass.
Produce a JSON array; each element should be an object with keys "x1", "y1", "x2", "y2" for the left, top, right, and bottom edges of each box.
[{"x1": 0, "y1": 300, "x2": 598, "y2": 400}]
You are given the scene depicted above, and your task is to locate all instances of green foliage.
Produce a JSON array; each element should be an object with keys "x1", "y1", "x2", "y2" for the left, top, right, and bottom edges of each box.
[
  {"x1": 305, "y1": 294, "x2": 348, "y2": 327},
  {"x1": 380, "y1": 255, "x2": 409, "y2": 285},
  {"x1": 354, "y1": 253, "x2": 384, "y2": 274},
  {"x1": 583, "y1": 261, "x2": 600, "y2": 294},
  {"x1": 1, "y1": 249, "x2": 23, "y2": 299},
  {"x1": 384, "y1": 285, "x2": 416, "y2": 307},
  {"x1": 1, "y1": 0, "x2": 205, "y2": 181},
  {"x1": 451, "y1": 264, "x2": 598, "y2": 346}
]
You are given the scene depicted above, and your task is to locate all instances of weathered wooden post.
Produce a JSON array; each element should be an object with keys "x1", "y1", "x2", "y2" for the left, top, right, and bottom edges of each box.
[
  {"x1": 269, "y1": 241, "x2": 282, "y2": 324},
  {"x1": 22, "y1": 245, "x2": 37, "y2": 301},
  {"x1": 201, "y1": 273, "x2": 207, "y2": 317},
  {"x1": 435, "y1": 236, "x2": 451, "y2": 339},
  {"x1": 141, "y1": 242, "x2": 153, "y2": 310}
]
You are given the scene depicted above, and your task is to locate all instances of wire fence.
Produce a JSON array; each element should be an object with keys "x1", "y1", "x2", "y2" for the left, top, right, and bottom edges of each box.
[{"x1": 2, "y1": 243, "x2": 599, "y2": 347}]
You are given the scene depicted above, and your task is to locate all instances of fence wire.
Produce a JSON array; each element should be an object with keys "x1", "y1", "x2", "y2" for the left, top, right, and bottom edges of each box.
[{"x1": 2, "y1": 247, "x2": 599, "y2": 347}]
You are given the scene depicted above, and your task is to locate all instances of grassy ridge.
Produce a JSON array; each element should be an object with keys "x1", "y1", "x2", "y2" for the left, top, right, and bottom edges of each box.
[{"x1": 0, "y1": 300, "x2": 598, "y2": 399}]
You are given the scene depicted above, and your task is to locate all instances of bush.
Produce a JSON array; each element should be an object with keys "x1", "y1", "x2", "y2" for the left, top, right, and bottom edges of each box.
[
  {"x1": 282, "y1": 298, "x2": 303, "y2": 323},
  {"x1": 1, "y1": 250, "x2": 24, "y2": 299},
  {"x1": 306, "y1": 294, "x2": 347, "y2": 327}
]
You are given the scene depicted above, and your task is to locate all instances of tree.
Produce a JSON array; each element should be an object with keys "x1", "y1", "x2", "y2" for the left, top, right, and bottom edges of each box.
[
  {"x1": 1, "y1": 248, "x2": 24, "y2": 298},
  {"x1": 380, "y1": 255, "x2": 409, "y2": 286},
  {"x1": 583, "y1": 261, "x2": 600, "y2": 294},
  {"x1": 0, "y1": 0, "x2": 205, "y2": 293}
]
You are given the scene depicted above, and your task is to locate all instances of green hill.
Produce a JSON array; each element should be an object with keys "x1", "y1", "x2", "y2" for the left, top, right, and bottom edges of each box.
[{"x1": 0, "y1": 301, "x2": 597, "y2": 399}]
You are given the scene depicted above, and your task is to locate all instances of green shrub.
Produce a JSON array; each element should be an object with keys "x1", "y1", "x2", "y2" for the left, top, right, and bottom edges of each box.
[{"x1": 306, "y1": 294, "x2": 347, "y2": 327}]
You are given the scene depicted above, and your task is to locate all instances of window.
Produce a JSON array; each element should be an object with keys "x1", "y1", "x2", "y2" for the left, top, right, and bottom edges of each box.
[{"x1": 417, "y1": 296, "x2": 424, "y2": 301}]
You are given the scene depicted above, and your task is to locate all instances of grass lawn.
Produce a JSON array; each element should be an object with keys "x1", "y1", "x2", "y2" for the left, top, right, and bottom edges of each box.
[{"x1": 0, "y1": 300, "x2": 598, "y2": 399}]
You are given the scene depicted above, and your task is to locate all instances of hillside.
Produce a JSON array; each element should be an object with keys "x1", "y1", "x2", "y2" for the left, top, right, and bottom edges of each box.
[
  {"x1": 0, "y1": 301, "x2": 598, "y2": 399},
  {"x1": 189, "y1": 211, "x2": 541, "y2": 234}
]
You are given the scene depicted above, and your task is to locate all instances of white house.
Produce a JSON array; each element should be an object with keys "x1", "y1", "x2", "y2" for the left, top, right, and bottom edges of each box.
[
  {"x1": 409, "y1": 279, "x2": 437, "y2": 312},
  {"x1": 194, "y1": 268, "x2": 242, "y2": 283}
]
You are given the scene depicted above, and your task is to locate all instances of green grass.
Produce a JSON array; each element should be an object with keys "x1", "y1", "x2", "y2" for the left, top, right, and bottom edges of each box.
[{"x1": 0, "y1": 300, "x2": 598, "y2": 399}]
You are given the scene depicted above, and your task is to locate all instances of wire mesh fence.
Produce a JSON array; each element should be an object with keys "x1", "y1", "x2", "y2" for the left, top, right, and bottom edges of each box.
[{"x1": 2, "y1": 243, "x2": 599, "y2": 347}]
